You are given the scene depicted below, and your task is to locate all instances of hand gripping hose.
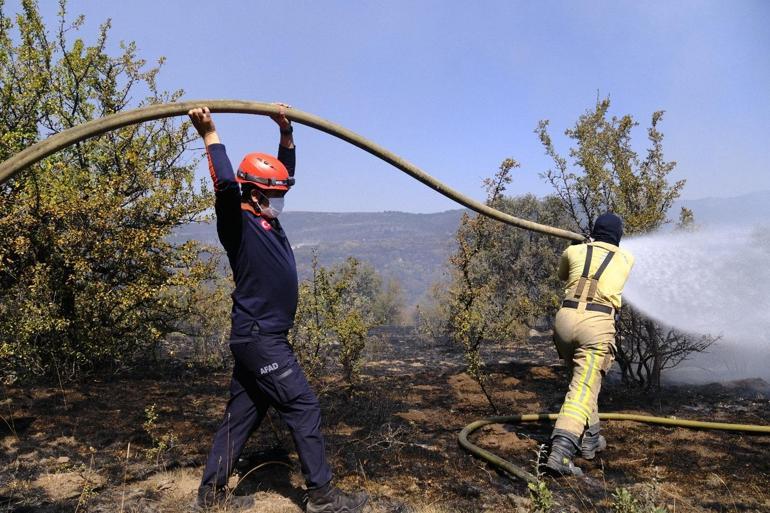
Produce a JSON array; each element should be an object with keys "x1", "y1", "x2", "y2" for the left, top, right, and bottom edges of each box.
[
  {"x1": 0, "y1": 99, "x2": 584, "y2": 242},
  {"x1": 2, "y1": 100, "x2": 768, "y2": 483},
  {"x1": 459, "y1": 412, "x2": 770, "y2": 484}
]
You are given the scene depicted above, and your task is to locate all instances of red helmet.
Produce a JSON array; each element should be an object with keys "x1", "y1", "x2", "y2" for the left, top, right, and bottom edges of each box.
[{"x1": 236, "y1": 152, "x2": 294, "y2": 191}]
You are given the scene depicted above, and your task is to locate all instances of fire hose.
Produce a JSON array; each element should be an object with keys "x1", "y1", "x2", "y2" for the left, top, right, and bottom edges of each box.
[
  {"x1": 0, "y1": 100, "x2": 582, "y2": 242},
  {"x1": 459, "y1": 412, "x2": 770, "y2": 484},
  {"x1": 2, "y1": 100, "x2": 768, "y2": 485}
]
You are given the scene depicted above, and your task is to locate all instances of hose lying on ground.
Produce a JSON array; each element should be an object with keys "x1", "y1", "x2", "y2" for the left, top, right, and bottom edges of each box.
[
  {"x1": 459, "y1": 412, "x2": 770, "y2": 484},
  {"x1": 2, "y1": 99, "x2": 768, "y2": 484},
  {"x1": 0, "y1": 99, "x2": 583, "y2": 242}
]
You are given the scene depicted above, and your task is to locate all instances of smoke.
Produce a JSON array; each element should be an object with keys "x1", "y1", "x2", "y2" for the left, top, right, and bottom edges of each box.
[{"x1": 622, "y1": 225, "x2": 770, "y2": 383}]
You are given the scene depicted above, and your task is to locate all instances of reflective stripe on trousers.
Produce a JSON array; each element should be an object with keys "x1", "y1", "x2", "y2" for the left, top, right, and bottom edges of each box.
[{"x1": 552, "y1": 307, "x2": 616, "y2": 436}]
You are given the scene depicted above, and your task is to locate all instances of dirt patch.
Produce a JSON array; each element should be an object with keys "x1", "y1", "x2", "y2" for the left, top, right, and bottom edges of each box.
[
  {"x1": 447, "y1": 373, "x2": 489, "y2": 408},
  {"x1": 249, "y1": 492, "x2": 303, "y2": 513},
  {"x1": 32, "y1": 470, "x2": 106, "y2": 502},
  {"x1": 395, "y1": 408, "x2": 448, "y2": 429},
  {"x1": 495, "y1": 389, "x2": 539, "y2": 406},
  {"x1": 528, "y1": 366, "x2": 559, "y2": 380},
  {"x1": 475, "y1": 424, "x2": 539, "y2": 456}
]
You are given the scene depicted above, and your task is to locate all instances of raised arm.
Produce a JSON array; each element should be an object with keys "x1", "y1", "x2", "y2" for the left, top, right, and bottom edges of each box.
[
  {"x1": 188, "y1": 107, "x2": 241, "y2": 255},
  {"x1": 189, "y1": 107, "x2": 236, "y2": 190},
  {"x1": 189, "y1": 107, "x2": 220, "y2": 147},
  {"x1": 271, "y1": 103, "x2": 296, "y2": 177}
]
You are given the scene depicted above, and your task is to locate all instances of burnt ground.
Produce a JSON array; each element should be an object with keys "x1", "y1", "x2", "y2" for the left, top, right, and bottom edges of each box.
[{"x1": 1, "y1": 328, "x2": 769, "y2": 512}]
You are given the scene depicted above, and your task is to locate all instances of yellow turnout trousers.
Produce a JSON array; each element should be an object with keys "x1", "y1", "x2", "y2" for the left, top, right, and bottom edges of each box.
[{"x1": 553, "y1": 306, "x2": 616, "y2": 436}]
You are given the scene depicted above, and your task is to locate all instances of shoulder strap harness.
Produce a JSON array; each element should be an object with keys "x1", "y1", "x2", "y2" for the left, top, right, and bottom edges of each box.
[{"x1": 573, "y1": 244, "x2": 615, "y2": 302}]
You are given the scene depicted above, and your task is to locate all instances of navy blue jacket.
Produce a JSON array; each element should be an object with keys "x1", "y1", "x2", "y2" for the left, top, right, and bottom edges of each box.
[{"x1": 206, "y1": 143, "x2": 298, "y2": 336}]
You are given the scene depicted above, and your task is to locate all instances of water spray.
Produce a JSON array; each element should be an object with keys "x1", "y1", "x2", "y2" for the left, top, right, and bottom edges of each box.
[{"x1": 624, "y1": 225, "x2": 770, "y2": 382}]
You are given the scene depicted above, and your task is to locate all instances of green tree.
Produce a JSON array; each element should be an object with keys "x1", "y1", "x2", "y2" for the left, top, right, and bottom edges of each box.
[
  {"x1": 414, "y1": 282, "x2": 452, "y2": 343},
  {"x1": 537, "y1": 98, "x2": 684, "y2": 235},
  {"x1": 290, "y1": 252, "x2": 332, "y2": 380},
  {"x1": 372, "y1": 278, "x2": 404, "y2": 325},
  {"x1": 170, "y1": 270, "x2": 232, "y2": 368},
  {"x1": 537, "y1": 97, "x2": 713, "y2": 390},
  {"x1": 675, "y1": 206, "x2": 696, "y2": 232},
  {"x1": 0, "y1": 0, "x2": 213, "y2": 380},
  {"x1": 290, "y1": 254, "x2": 399, "y2": 386},
  {"x1": 445, "y1": 160, "x2": 571, "y2": 411}
]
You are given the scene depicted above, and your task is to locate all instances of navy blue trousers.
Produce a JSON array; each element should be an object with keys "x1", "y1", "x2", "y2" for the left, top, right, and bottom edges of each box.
[{"x1": 199, "y1": 331, "x2": 333, "y2": 491}]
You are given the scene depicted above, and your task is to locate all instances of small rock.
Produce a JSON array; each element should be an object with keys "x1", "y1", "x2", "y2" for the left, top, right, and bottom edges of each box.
[
  {"x1": 506, "y1": 493, "x2": 531, "y2": 513},
  {"x1": 452, "y1": 482, "x2": 482, "y2": 498}
]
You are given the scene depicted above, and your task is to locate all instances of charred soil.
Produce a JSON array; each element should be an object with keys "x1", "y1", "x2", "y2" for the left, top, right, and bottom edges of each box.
[{"x1": 1, "y1": 328, "x2": 768, "y2": 512}]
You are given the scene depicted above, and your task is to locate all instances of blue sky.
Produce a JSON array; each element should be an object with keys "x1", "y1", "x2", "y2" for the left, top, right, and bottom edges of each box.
[{"x1": 22, "y1": 1, "x2": 770, "y2": 212}]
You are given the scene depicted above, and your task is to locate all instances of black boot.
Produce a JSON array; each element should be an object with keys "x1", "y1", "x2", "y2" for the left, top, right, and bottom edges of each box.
[
  {"x1": 306, "y1": 481, "x2": 369, "y2": 513},
  {"x1": 580, "y1": 423, "x2": 607, "y2": 460},
  {"x1": 194, "y1": 485, "x2": 255, "y2": 511},
  {"x1": 544, "y1": 431, "x2": 584, "y2": 477}
]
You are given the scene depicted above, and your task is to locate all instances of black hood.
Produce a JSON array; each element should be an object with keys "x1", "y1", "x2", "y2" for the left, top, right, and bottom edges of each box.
[{"x1": 591, "y1": 212, "x2": 624, "y2": 246}]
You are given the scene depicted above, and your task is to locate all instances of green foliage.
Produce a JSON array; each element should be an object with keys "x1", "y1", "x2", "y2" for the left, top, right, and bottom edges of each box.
[
  {"x1": 675, "y1": 206, "x2": 696, "y2": 232},
  {"x1": 335, "y1": 308, "x2": 368, "y2": 385},
  {"x1": 612, "y1": 487, "x2": 668, "y2": 513},
  {"x1": 527, "y1": 480, "x2": 554, "y2": 513},
  {"x1": 527, "y1": 444, "x2": 554, "y2": 513},
  {"x1": 0, "y1": 1, "x2": 214, "y2": 380},
  {"x1": 444, "y1": 159, "x2": 571, "y2": 411},
  {"x1": 414, "y1": 283, "x2": 451, "y2": 342},
  {"x1": 142, "y1": 403, "x2": 178, "y2": 468},
  {"x1": 142, "y1": 403, "x2": 159, "y2": 450},
  {"x1": 170, "y1": 270, "x2": 232, "y2": 368},
  {"x1": 437, "y1": 97, "x2": 701, "y2": 396},
  {"x1": 290, "y1": 253, "x2": 329, "y2": 380},
  {"x1": 613, "y1": 488, "x2": 641, "y2": 513},
  {"x1": 538, "y1": 96, "x2": 711, "y2": 390},
  {"x1": 537, "y1": 97, "x2": 684, "y2": 236},
  {"x1": 290, "y1": 253, "x2": 401, "y2": 385},
  {"x1": 372, "y1": 278, "x2": 405, "y2": 325}
]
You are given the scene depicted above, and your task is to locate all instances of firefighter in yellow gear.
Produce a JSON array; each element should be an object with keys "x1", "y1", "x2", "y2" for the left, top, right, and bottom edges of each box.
[{"x1": 545, "y1": 212, "x2": 634, "y2": 476}]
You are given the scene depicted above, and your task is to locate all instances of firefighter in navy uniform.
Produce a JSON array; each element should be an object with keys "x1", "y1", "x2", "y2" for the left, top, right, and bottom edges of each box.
[
  {"x1": 545, "y1": 212, "x2": 634, "y2": 477},
  {"x1": 188, "y1": 106, "x2": 369, "y2": 512}
]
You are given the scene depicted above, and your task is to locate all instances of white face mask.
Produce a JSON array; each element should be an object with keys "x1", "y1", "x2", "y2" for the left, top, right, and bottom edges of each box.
[{"x1": 260, "y1": 196, "x2": 284, "y2": 219}]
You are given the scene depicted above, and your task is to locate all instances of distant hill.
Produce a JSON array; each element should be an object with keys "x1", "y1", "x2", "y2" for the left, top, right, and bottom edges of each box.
[
  {"x1": 175, "y1": 190, "x2": 769, "y2": 308},
  {"x1": 674, "y1": 190, "x2": 769, "y2": 227},
  {"x1": 176, "y1": 210, "x2": 467, "y2": 307}
]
